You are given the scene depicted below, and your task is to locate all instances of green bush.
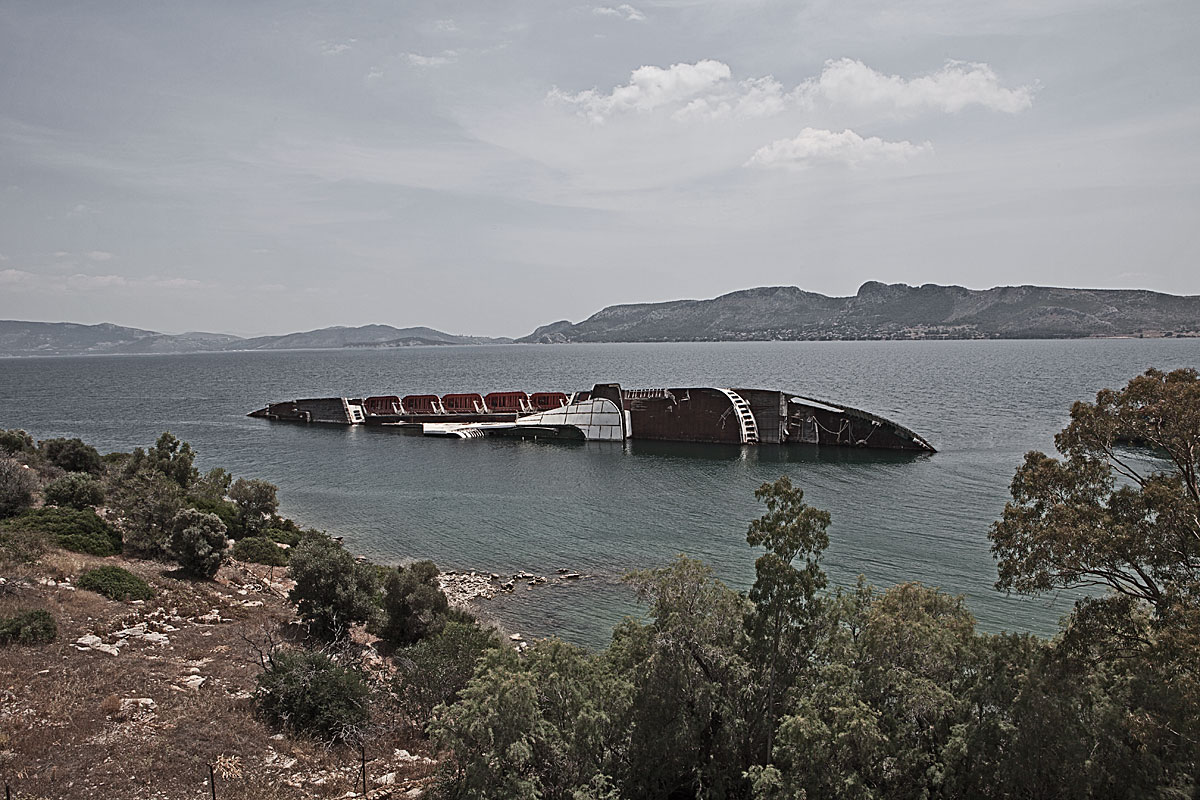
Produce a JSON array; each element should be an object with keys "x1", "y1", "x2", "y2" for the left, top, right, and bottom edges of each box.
[
  {"x1": 77, "y1": 565, "x2": 155, "y2": 601},
  {"x1": 0, "y1": 457, "x2": 38, "y2": 519},
  {"x1": 255, "y1": 650, "x2": 370, "y2": 742},
  {"x1": 377, "y1": 560, "x2": 451, "y2": 646},
  {"x1": 394, "y1": 620, "x2": 500, "y2": 726},
  {"x1": 167, "y1": 508, "x2": 227, "y2": 579},
  {"x1": 229, "y1": 478, "x2": 279, "y2": 536},
  {"x1": 44, "y1": 472, "x2": 105, "y2": 509},
  {"x1": 39, "y1": 437, "x2": 103, "y2": 475},
  {"x1": 0, "y1": 508, "x2": 122, "y2": 556},
  {"x1": 0, "y1": 609, "x2": 57, "y2": 645},
  {"x1": 233, "y1": 536, "x2": 289, "y2": 566},
  {"x1": 111, "y1": 468, "x2": 184, "y2": 559},
  {"x1": 288, "y1": 535, "x2": 380, "y2": 640},
  {"x1": 187, "y1": 494, "x2": 244, "y2": 539},
  {"x1": 0, "y1": 525, "x2": 51, "y2": 564},
  {"x1": 0, "y1": 429, "x2": 34, "y2": 455}
]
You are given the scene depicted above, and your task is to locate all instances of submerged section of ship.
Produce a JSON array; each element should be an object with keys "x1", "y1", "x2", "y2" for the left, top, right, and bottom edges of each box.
[{"x1": 249, "y1": 383, "x2": 935, "y2": 452}]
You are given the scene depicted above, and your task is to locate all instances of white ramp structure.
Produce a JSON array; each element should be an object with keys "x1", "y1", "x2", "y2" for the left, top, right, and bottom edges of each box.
[{"x1": 421, "y1": 397, "x2": 626, "y2": 441}]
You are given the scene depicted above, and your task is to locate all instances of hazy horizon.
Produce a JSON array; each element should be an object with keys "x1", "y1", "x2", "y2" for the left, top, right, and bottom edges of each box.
[{"x1": 2, "y1": 0, "x2": 1197, "y2": 337}]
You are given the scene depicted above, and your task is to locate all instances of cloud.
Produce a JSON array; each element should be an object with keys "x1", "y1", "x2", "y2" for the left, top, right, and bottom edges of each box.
[
  {"x1": 404, "y1": 51, "x2": 458, "y2": 67},
  {"x1": 549, "y1": 57, "x2": 1034, "y2": 124},
  {"x1": 746, "y1": 128, "x2": 932, "y2": 170},
  {"x1": 593, "y1": 4, "x2": 646, "y2": 22},
  {"x1": 673, "y1": 76, "x2": 787, "y2": 121},
  {"x1": 321, "y1": 41, "x2": 354, "y2": 56},
  {"x1": 86, "y1": 250, "x2": 114, "y2": 261},
  {"x1": 432, "y1": 18, "x2": 459, "y2": 32},
  {"x1": 801, "y1": 58, "x2": 1036, "y2": 114},
  {"x1": 549, "y1": 60, "x2": 732, "y2": 122},
  {"x1": 0, "y1": 269, "x2": 203, "y2": 292}
]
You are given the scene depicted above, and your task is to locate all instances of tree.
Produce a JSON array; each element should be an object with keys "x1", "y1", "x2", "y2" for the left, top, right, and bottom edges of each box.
[
  {"x1": 229, "y1": 477, "x2": 279, "y2": 536},
  {"x1": 39, "y1": 437, "x2": 102, "y2": 475},
  {"x1": 167, "y1": 508, "x2": 228, "y2": 579},
  {"x1": 990, "y1": 367, "x2": 1200, "y2": 789},
  {"x1": 377, "y1": 560, "x2": 451, "y2": 646},
  {"x1": 992, "y1": 367, "x2": 1199, "y2": 614},
  {"x1": 43, "y1": 471, "x2": 105, "y2": 509},
  {"x1": 145, "y1": 432, "x2": 198, "y2": 489},
  {"x1": 287, "y1": 535, "x2": 380, "y2": 640},
  {"x1": 110, "y1": 468, "x2": 184, "y2": 558},
  {"x1": 0, "y1": 457, "x2": 38, "y2": 518},
  {"x1": 393, "y1": 620, "x2": 500, "y2": 728},
  {"x1": 744, "y1": 476, "x2": 831, "y2": 762},
  {"x1": 190, "y1": 467, "x2": 232, "y2": 504}
]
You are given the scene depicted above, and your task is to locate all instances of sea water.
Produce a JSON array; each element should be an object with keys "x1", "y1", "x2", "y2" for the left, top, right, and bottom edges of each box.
[{"x1": 2, "y1": 339, "x2": 1196, "y2": 646}]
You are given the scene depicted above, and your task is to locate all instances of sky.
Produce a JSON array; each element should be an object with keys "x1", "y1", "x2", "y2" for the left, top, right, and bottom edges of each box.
[{"x1": 1, "y1": 0, "x2": 1197, "y2": 338}]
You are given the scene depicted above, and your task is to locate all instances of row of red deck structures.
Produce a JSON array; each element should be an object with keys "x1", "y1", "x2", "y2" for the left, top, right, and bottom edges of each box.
[{"x1": 362, "y1": 391, "x2": 570, "y2": 416}]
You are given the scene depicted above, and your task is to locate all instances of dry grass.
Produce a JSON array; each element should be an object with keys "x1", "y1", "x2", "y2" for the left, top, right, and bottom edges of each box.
[{"x1": 0, "y1": 551, "x2": 436, "y2": 799}]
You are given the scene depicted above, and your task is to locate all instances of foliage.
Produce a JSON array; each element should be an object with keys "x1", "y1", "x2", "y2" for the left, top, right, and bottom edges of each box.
[
  {"x1": 109, "y1": 467, "x2": 184, "y2": 558},
  {"x1": 744, "y1": 476, "x2": 831, "y2": 763},
  {"x1": 0, "y1": 428, "x2": 34, "y2": 455},
  {"x1": 377, "y1": 560, "x2": 451, "y2": 646},
  {"x1": 1, "y1": 507, "x2": 122, "y2": 556},
  {"x1": 0, "y1": 609, "x2": 57, "y2": 645},
  {"x1": 232, "y1": 535, "x2": 289, "y2": 566},
  {"x1": 431, "y1": 639, "x2": 632, "y2": 800},
  {"x1": 0, "y1": 456, "x2": 39, "y2": 518},
  {"x1": 265, "y1": 525, "x2": 301, "y2": 546},
  {"x1": 393, "y1": 620, "x2": 499, "y2": 727},
  {"x1": 123, "y1": 432, "x2": 199, "y2": 489},
  {"x1": 186, "y1": 494, "x2": 244, "y2": 538},
  {"x1": 167, "y1": 507, "x2": 227, "y2": 578},
  {"x1": 39, "y1": 437, "x2": 102, "y2": 475},
  {"x1": 229, "y1": 477, "x2": 279, "y2": 536},
  {"x1": 190, "y1": 467, "x2": 231, "y2": 503},
  {"x1": 77, "y1": 565, "x2": 155, "y2": 601},
  {"x1": 255, "y1": 649, "x2": 371, "y2": 743},
  {"x1": 0, "y1": 524, "x2": 51, "y2": 564},
  {"x1": 287, "y1": 535, "x2": 380, "y2": 640},
  {"x1": 43, "y1": 471, "x2": 105, "y2": 509}
]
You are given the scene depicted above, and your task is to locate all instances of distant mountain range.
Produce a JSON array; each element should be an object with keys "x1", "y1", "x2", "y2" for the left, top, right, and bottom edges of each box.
[
  {"x1": 520, "y1": 283, "x2": 1200, "y2": 342},
  {"x1": 3, "y1": 283, "x2": 1198, "y2": 356},
  {"x1": 0, "y1": 321, "x2": 509, "y2": 357}
]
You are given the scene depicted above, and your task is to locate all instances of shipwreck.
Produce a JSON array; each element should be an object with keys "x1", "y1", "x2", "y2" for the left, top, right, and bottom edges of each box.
[{"x1": 248, "y1": 384, "x2": 935, "y2": 452}]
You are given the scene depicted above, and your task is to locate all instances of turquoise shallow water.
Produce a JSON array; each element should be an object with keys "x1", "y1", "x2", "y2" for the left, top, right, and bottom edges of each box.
[{"x1": 2, "y1": 339, "x2": 1197, "y2": 646}]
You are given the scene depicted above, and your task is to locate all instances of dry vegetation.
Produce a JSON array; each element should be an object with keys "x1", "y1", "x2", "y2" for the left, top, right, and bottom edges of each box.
[{"x1": 0, "y1": 551, "x2": 436, "y2": 799}]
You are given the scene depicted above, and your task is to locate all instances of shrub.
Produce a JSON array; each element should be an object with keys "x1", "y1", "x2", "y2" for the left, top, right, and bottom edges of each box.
[
  {"x1": 0, "y1": 456, "x2": 38, "y2": 518},
  {"x1": 233, "y1": 536, "x2": 289, "y2": 566},
  {"x1": 187, "y1": 494, "x2": 244, "y2": 539},
  {"x1": 167, "y1": 508, "x2": 228, "y2": 579},
  {"x1": 110, "y1": 468, "x2": 184, "y2": 558},
  {"x1": 0, "y1": 507, "x2": 122, "y2": 556},
  {"x1": 377, "y1": 560, "x2": 451, "y2": 646},
  {"x1": 39, "y1": 437, "x2": 103, "y2": 475},
  {"x1": 0, "y1": 429, "x2": 34, "y2": 455},
  {"x1": 255, "y1": 650, "x2": 370, "y2": 742},
  {"x1": 288, "y1": 535, "x2": 380, "y2": 640},
  {"x1": 394, "y1": 620, "x2": 500, "y2": 726},
  {"x1": 0, "y1": 525, "x2": 51, "y2": 564},
  {"x1": 0, "y1": 609, "x2": 57, "y2": 645},
  {"x1": 77, "y1": 565, "x2": 155, "y2": 601},
  {"x1": 43, "y1": 472, "x2": 105, "y2": 509},
  {"x1": 229, "y1": 478, "x2": 279, "y2": 536},
  {"x1": 265, "y1": 526, "x2": 301, "y2": 546}
]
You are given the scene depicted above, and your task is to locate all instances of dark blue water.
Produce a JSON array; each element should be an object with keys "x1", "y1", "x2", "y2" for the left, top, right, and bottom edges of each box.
[{"x1": 2, "y1": 340, "x2": 1196, "y2": 646}]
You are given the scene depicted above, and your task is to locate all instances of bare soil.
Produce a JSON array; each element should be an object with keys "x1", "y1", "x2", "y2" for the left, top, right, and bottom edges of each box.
[{"x1": 0, "y1": 552, "x2": 436, "y2": 800}]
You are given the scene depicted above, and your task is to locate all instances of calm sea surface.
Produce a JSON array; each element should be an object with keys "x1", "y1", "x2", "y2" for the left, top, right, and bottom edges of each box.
[{"x1": 2, "y1": 340, "x2": 1197, "y2": 646}]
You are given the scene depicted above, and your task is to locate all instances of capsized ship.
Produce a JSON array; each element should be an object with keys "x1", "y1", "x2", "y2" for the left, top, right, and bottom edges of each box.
[{"x1": 248, "y1": 384, "x2": 936, "y2": 452}]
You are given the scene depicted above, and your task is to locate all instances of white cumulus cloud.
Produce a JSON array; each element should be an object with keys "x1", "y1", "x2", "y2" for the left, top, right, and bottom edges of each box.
[
  {"x1": 549, "y1": 60, "x2": 731, "y2": 122},
  {"x1": 86, "y1": 250, "x2": 114, "y2": 261},
  {"x1": 802, "y1": 58, "x2": 1035, "y2": 114},
  {"x1": 673, "y1": 76, "x2": 788, "y2": 121},
  {"x1": 746, "y1": 128, "x2": 932, "y2": 170},
  {"x1": 593, "y1": 4, "x2": 646, "y2": 22}
]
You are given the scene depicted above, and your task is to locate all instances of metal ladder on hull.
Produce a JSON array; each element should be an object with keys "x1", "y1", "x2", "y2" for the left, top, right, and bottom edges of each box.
[{"x1": 718, "y1": 389, "x2": 759, "y2": 444}]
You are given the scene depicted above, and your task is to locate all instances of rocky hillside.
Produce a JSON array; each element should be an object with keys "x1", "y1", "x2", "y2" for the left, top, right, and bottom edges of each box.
[{"x1": 521, "y1": 283, "x2": 1200, "y2": 342}]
